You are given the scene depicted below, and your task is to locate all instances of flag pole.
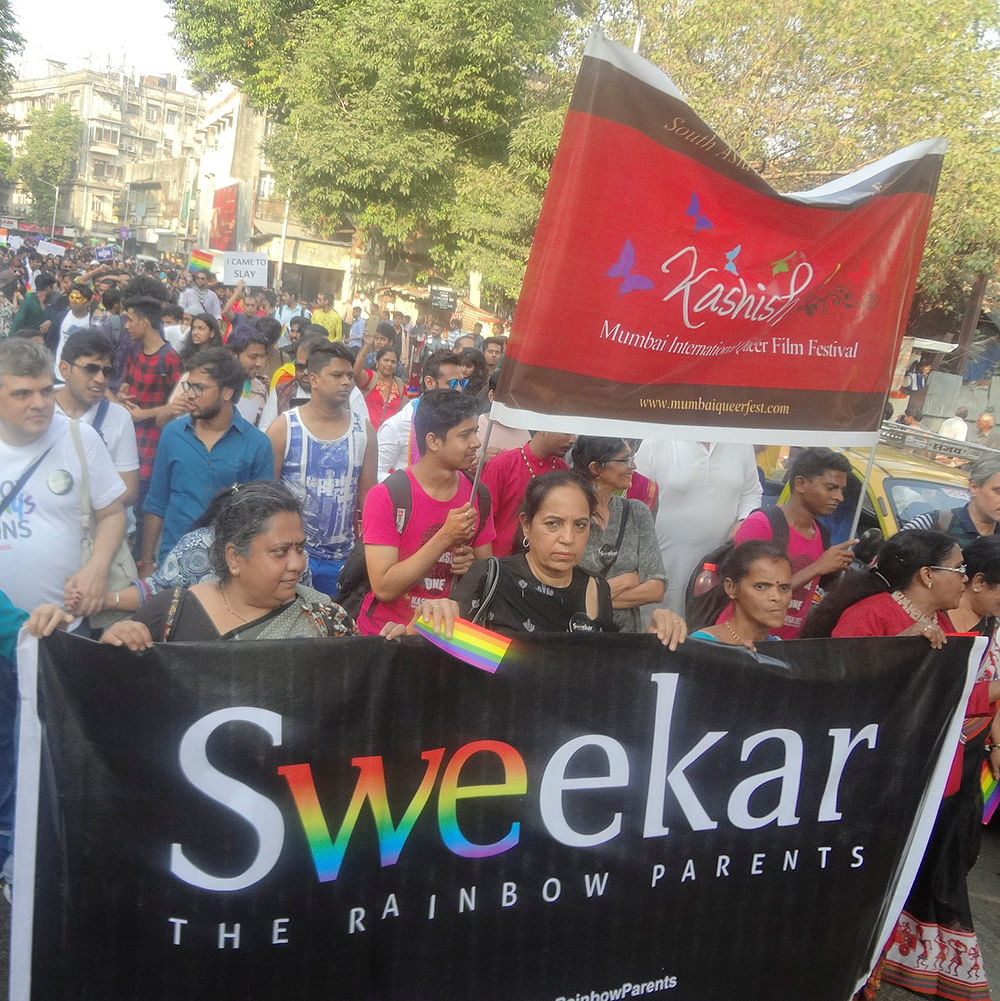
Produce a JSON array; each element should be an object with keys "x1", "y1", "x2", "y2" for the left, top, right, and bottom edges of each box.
[
  {"x1": 470, "y1": 419, "x2": 495, "y2": 501},
  {"x1": 848, "y1": 445, "x2": 878, "y2": 542}
]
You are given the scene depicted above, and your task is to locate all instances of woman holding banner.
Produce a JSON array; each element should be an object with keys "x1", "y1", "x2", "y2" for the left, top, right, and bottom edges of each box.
[
  {"x1": 100, "y1": 482, "x2": 455, "y2": 647},
  {"x1": 453, "y1": 470, "x2": 685, "y2": 647},
  {"x1": 808, "y1": 529, "x2": 1000, "y2": 1001},
  {"x1": 803, "y1": 529, "x2": 961, "y2": 645},
  {"x1": 688, "y1": 540, "x2": 793, "y2": 650},
  {"x1": 872, "y1": 534, "x2": 1000, "y2": 1001}
]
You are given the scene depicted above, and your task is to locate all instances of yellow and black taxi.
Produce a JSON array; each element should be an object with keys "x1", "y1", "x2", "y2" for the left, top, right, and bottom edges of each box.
[{"x1": 762, "y1": 424, "x2": 992, "y2": 542}]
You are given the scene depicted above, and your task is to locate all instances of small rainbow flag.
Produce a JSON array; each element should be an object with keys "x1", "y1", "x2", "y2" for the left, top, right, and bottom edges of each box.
[
  {"x1": 982, "y1": 759, "x2": 999, "y2": 825},
  {"x1": 188, "y1": 249, "x2": 213, "y2": 272},
  {"x1": 414, "y1": 616, "x2": 510, "y2": 673}
]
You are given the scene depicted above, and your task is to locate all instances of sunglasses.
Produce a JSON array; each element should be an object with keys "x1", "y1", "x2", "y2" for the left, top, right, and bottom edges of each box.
[
  {"x1": 71, "y1": 362, "x2": 113, "y2": 378},
  {"x1": 929, "y1": 563, "x2": 967, "y2": 575},
  {"x1": 448, "y1": 378, "x2": 470, "y2": 390}
]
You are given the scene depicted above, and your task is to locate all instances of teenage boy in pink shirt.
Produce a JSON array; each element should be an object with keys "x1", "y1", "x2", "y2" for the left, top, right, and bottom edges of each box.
[
  {"x1": 723, "y1": 447, "x2": 857, "y2": 638},
  {"x1": 358, "y1": 390, "x2": 494, "y2": 635}
]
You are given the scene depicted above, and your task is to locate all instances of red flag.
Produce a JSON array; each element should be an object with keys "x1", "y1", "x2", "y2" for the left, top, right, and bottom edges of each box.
[{"x1": 494, "y1": 30, "x2": 945, "y2": 445}]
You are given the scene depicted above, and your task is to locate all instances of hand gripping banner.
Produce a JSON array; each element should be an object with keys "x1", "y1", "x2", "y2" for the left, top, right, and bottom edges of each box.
[
  {"x1": 11, "y1": 630, "x2": 977, "y2": 1001},
  {"x1": 493, "y1": 30, "x2": 945, "y2": 445}
]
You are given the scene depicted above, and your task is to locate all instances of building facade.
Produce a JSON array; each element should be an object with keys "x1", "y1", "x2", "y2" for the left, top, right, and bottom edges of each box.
[
  {"x1": 195, "y1": 88, "x2": 359, "y2": 307},
  {"x1": 4, "y1": 63, "x2": 202, "y2": 239}
]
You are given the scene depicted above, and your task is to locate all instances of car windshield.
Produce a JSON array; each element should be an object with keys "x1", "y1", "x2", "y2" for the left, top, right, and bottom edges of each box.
[{"x1": 887, "y1": 477, "x2": 969, "y2": 525}]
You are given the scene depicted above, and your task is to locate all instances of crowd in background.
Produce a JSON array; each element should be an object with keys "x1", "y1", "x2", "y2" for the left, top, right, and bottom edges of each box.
[{"x1": 0, "y1": 237, "x2": 996, "y2": 1001}]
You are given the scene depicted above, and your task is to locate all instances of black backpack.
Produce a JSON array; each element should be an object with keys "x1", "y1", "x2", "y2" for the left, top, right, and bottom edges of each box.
[
  {"x1": 683, "y1": 507, "x2": 830, "y2": 631},
  {"x1": 335, "y1": 470, "x2": 492, "y2": 618}
]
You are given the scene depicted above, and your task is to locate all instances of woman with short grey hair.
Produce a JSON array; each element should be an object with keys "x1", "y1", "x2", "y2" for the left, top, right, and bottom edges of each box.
[
  {"x1": 101, "y1": 481, "x2": 455, "y2": 647},
  {"x1": 573, "y1": 436, "x2": 667, "y2": 632}
]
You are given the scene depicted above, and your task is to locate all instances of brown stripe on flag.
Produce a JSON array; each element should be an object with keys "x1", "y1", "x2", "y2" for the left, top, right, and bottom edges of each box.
[{"x1": 496, "y1": 356, "x2": 886, "y2": 434}]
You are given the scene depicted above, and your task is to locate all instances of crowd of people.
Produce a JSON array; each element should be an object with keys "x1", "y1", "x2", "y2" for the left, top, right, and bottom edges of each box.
[{"x1": 0, "y1": 239, "x2": 997, "y2": 999}]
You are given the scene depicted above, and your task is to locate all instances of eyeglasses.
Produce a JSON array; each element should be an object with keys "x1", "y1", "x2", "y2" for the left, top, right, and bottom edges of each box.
[
  {"x1": 604, "y1": 455, "x2": 637, "y2": 468},
  {"x1": 930, "y1": 563, "x2": 967, "y2": 576},
  {"x1": 181, "y1": 381, "x2": 218, "y2": 397},
  {"x1": 448, "y1": 378, "x2": 470, "y2": 390},
  {"x1": 71, "y1": 362, "x2": 113, "y2": 378}
]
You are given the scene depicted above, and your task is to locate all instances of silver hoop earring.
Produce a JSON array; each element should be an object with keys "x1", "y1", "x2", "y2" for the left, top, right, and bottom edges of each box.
[{"x1": 522, "y1": 536, "x2": 530, "y2": 550}]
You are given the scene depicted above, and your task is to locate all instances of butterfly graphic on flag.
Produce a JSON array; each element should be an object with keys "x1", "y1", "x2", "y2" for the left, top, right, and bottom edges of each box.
[
  {"x1": 606, "y1": 239, "x2": 654, "y2": 295},
  {"x1": 686, "y1": 192, "x2": 713, "y2": 231},
  {"x1": 724, "y1": 245, "x2": 741, "y2": 275}
]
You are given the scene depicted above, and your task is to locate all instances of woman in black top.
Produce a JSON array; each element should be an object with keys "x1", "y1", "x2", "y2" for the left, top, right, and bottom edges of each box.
[{"x1": 454, "y1": 471, "x2": 686, "y2": 647}]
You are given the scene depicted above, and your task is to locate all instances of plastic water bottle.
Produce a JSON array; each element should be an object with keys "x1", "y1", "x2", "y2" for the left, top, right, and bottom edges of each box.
[{"x1": 693, "y1": 562, "x2": 719, "y2": 596}]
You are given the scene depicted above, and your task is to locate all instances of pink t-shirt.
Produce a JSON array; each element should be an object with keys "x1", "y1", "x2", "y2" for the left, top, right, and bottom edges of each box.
[
  {"x1": 358, "y1": 469, "x2": 496, "y2": 635},
  {"x1": 719, "y1": 509, "x2": 825, "y2": 640}
]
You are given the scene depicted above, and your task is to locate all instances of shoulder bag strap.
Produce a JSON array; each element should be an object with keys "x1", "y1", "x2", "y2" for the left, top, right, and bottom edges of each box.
[
  {"x1": 68, "y1": 418, "x2": 94, "y2": 540},
  {"x1": 162, "y1": 588, "x2": 183, "y2": 641},
  {"x1": 764, "y1": 505, "x2": 789, "y2": 550},
  {"x1": 471, "y1": 557, "x2": 501, "y2": 625},
  {"x1": 599, "y1": 501, "x2": 631, "y2": 576},
  {"x1": 92, "y1": 397, "x2": 110, "y2": 437},
  {"x1": 0, "y1": 443, "x2": 54, "y2": 519}
]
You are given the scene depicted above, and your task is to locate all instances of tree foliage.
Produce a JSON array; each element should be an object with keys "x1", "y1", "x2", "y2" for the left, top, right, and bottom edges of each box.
[
  {"x1": 171, "y1": 0, "x2": 1000, "y2": 315},
  {"x1": 599, "y1": 0, "x2": 1000, "y2": 318},
  {"x1": 16, "y1": 103, "x2": 83, "y2": 223},
  {"x1": 171, "y1": 0, "x2": 569, "y2": 303}
]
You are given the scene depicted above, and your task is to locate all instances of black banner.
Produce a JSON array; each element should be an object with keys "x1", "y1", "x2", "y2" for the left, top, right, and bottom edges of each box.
[{"x1": 12, "y1": 631, "x2": 978, "y2": 1001}]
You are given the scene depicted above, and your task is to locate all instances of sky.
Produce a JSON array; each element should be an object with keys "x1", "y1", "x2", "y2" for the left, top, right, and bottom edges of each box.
[{"x1": 10, "y1": 0, "x2": 193, "y2": 90}]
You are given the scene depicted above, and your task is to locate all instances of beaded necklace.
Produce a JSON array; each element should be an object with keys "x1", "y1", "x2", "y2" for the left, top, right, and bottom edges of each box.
[
  {"x1": 891, "y1": 589, "x2": 935, "y2": 626},
  {"x1": 519, "y1": 445, "x2": 556, "y2": 479}
]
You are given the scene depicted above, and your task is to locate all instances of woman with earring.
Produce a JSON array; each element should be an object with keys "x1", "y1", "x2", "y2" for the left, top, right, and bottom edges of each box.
[
  {"x1": 871, "y1": 534, "x2": 1000, "y2": 1001},
  {"x1": 572, "y1": 436, "x2": 666, "y2": 632},
  {"x1": 807, "y1": 529, "x2": 1000, "y2": 1001},
  {"x1": 453, "y1": 471, "x2": 686, "y2": 647},
  {"x1": 803, "y1": 529, "x2": 963, "y2": 646}
]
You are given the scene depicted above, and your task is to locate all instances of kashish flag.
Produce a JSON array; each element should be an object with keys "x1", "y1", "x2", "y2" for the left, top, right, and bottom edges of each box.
[
  {"x1": 493, "y1": 30, "x2": 945, "y2": 445},
  {"x1": 188, "y1": 248, "x2": 213, "y2": 272}
]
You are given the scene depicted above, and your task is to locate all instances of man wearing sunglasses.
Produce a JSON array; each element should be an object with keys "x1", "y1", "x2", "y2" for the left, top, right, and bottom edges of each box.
[
  {"x1": 51, "y1": 283, "x2": 95, "y2": 379},
  {"x1": 141, "y1": 348, "x2": 273, "y2": 566},
  {"x1": 55, "y1": 330, "x2": 139, "y2": 508}
]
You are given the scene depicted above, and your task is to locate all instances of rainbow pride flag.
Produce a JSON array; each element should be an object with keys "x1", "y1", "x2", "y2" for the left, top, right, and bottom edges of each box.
[
  {"x1": 414, "y1": 616, "x2": 510, "y2": 673},
  {"x1": 982, "y1": 759, "x2": 999, "y2": 825},
  {"x1": 188, "y1": 249, "x2": 213, "y2": 272}
]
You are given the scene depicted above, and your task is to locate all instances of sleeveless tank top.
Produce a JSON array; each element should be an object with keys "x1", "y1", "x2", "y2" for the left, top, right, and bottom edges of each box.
[{"x1": 282, "y1": 407, "x2": 368, "y2": 560}]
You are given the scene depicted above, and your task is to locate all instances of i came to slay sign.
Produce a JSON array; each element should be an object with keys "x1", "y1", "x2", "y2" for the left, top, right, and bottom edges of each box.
[
  {"x1": 493, "y1": 30, "x2": 945, "y2": 445},
  {"x1": 11, "y1": 630, "x2": 977, "y2": 1001}
]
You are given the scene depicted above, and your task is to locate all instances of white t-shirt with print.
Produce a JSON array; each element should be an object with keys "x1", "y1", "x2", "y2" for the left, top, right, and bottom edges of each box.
[
  {"x1": 55, "y1": 398, "x2": 139, "y2": 474},
  {"x1": 0, "y1": 414, "x2": 125, "y2": 611}
]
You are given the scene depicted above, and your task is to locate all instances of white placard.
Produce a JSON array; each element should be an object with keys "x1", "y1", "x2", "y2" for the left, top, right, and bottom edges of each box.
[
  {"x1": 223, "y1": 252, "x2": 268, "y2": 285},
  {"x1": 36, "y1": 240, "x2": 66, "y2": 257}
]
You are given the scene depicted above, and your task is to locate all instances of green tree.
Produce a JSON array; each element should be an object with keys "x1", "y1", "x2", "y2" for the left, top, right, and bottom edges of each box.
[
  {"x1": 597, "y1": 0, "x2": 1000, "y2": 319},
  {"x1": 0, "y1": 0, "x2": 22, "y2": 131},
  {"x1": 171, "y1": 0, "x2": 568, "y2": 303},
  {"x1": 16, "y1": 103, "x2": 83, "y2": 225},
  {"x1": 172, "y1": 0, "x2": 1000, "y2": 313},
  {"x1": 0, "y1": 139, "x2": 13, "y2": 182}
]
